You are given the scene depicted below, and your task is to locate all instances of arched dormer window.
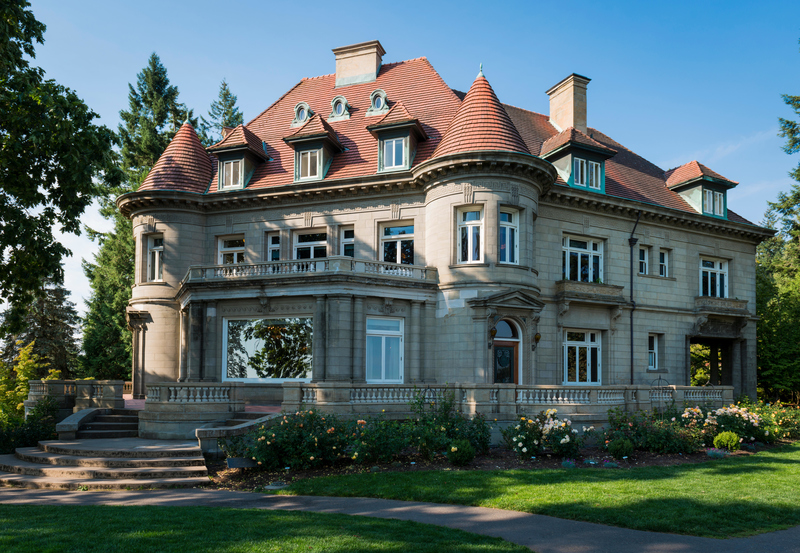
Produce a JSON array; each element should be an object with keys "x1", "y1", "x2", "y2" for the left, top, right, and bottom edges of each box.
[
  {"x1": 366, "y1": 89, "x2": 389, "y2": 117},
  {"x1": 292, "y1": 102, "x2": 313, "y2": 127},
  {"x1": 328, "y1": 95, "x2": 350, "y2": 122}
]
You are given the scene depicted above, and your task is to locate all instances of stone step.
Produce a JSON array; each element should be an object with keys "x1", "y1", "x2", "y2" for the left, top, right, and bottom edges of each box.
[
  {"x1": 80, "y1": 422, "x2": 139, "y2": 431},
  {"x1": 94, "y1": 415, "x2": 139, "y2": 424},
  {"x1": 14, "y1": 448, "x2": 206, "y2": 468},
  {"x1": 0, "y1": 472, "x2": 208, "y2": 490},
  {"x1": 76, "y1": 429, "x2": 138, "y2": 439},
  {"x1": 39, "y1": 439, "x2": 203, "y2": 459},
  {"x1": 0, "y1": 455, "x2": 207, "y2": 480}
]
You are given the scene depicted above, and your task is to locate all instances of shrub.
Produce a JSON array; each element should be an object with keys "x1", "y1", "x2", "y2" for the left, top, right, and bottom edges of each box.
[
  {"x1": 603, "y1": 407, "x2": 702, "y2": 454},
  {"x1": 0, "y1": 396, "x2": 59, "y2": 455},
  {"x1": 710, "y1": 405, "x2": 772, "y2": 444},
  {"x1": 446, "y1": 439, "x2": 475, "y2": 466},
  {"x1": 607, "y1": 438, "x2": 634, "y2": 459},
  {"x1": 501, "y1": 409, "x2": 588, "y2": 459},
  {"x1": 350, "y1": 416, "x2": 408, "y2": 464},
  {"x1": 713, "y1": 431, "x2": 741, "y2": 451},
  {"x1": 706, "y1": 448, "x2": 728, "y2": 459},
  {"x1": 407, "y1": 388, "x2": 490, "y2": 459}
]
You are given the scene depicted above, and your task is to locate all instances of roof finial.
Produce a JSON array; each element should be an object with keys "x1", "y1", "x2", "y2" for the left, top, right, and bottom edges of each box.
[{"x1": 478, "y1": 63, "x2": 484, "y2": 78}]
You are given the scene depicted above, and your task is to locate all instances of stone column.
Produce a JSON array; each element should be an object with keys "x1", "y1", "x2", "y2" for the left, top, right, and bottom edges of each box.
[
  {"x1": 410, "y1": 301, "x2": 422, "y2": 382},
  {"x1": 352, "y1": 297, "x2": 365, "y2": 382},
  {"x1": 312, "y1": 295, "x2": 326, "y2": 381},
  {"x1": 485, "y1": 199, "x2": 498, "y2": 265},
  {"x1": 202, "y1": 302, "x2": 217, "y2": 382},
  {"x1": 731, "y1": 339, "x2": 743, "y2": 397},
  {"x1": 710, "y1": 344, "x2": 719, "y2": 386},
  {"x1": 187, "y1": 302, "x2": 204, "y2": 382},
  {"x1": 423, "y1": 301, "x2": 436, "y2": 382},
  {"x1": 127, "y1": 311, "x2": 148, "y2": 399},
  {"x1": 178, "y1": 306, "x2": 189, "y2": 382},
  {"x1": 325, "y1": 295, "x2": 353, "y2": 380}
]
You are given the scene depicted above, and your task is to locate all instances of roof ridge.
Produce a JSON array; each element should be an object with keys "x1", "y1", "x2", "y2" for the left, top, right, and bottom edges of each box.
[
  {"x1": 587, "y1": 127, "x2": 663, "y2": 172},
  {"x1": 502, "y1": 102, "x2": 551, "y2": 120},
  {"x1": 245, "y1": 79, "x2": 305, "y2": 127}
]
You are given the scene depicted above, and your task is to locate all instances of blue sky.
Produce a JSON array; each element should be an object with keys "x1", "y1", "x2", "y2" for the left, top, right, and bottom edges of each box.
[{"x1": 28, "y1": 0, "x2": 800, "y2": 313}]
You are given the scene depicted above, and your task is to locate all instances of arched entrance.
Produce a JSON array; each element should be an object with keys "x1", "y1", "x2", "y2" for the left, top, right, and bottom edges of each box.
[{"x1": 493, "y1": 319, "x2": 521, "y2": 384}]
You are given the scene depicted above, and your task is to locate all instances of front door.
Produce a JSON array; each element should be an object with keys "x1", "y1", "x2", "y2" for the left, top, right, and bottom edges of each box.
[{"x1": 494, "y1": 342, "x2": 518, "y2": 384}]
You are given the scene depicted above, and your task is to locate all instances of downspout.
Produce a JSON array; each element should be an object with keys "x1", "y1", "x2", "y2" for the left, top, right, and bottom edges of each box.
[{"x1": 628, "y1": 211, "x2": 641, "y2": 385}]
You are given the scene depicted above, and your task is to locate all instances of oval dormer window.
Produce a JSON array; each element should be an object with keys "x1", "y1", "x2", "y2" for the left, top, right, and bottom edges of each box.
[
  {"x1": 373, "y1": 96, "x2": 383, "y2": 110},
  {"x1": 334, "y1": 101, "x2": 344, "y2": 116},
  {"x1": 292, "y1": 102, "x2": 313, "y2": 127},
  {"x1": 298, "y1": 107, "x2": 307, "y2": 121}
]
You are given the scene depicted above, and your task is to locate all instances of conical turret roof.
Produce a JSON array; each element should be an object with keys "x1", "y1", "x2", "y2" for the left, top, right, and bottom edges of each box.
[
  {"x1": 432, "y1": 71, "x2": 530, "y2": 158},
  {"x1": 140, "y1": 122, "x2": 214, "y2": 192}
]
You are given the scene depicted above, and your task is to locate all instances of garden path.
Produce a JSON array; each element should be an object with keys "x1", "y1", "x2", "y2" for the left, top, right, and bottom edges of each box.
[{"x1": 1, "y1": 488, "x2": 798, "y2": 553}]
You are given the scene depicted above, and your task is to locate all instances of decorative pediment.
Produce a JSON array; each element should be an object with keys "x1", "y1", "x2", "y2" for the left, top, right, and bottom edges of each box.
[{"x1": 467, "y1": 289, "x2": 545, "y2": 312}]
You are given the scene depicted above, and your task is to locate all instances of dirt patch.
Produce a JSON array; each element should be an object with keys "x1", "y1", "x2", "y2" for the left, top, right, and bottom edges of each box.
[{"x1": 201, "y1": 442, "x2": 779, "y2": 492}]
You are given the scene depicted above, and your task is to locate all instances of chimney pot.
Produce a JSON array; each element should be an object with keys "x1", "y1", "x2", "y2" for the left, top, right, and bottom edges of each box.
[
  {"x1": 332, "y1": 40, "x2": 386, "y2": 88},
  {"x1": 546, "y1": 73, "x2": 591, "y2": 134}
]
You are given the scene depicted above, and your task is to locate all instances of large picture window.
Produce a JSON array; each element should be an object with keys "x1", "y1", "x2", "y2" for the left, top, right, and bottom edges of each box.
[
  {"x1": 382, "y1": 224, "x2": 414, "y2": 265},
  {"x1": 366, "y1": 317, "x2": 403, "y2": 383},
  {"x1": 499, "y1": 210, "x2": 518, "y2": 264},
  {"x1": 294, "y1": 231, "x2": 327, "y2": 259},
  {"x1": 563, "y1": 330, "x2": 601, "y2": 385},
  {"x1": 562, "y1": 236, "x2": 603, "y2": 283},
  {"x1": 457, "y1": 208, "x2": 483, "y2": 263},
  {"x1": 218, "y1": 236, "x2": 245, "y2": 265},
  {"x1": 700, "y1": 258, "x2": 728, "y2": 298},
  {"x1": 223, "y1": 317, "x2": 312, "y2": 381}
]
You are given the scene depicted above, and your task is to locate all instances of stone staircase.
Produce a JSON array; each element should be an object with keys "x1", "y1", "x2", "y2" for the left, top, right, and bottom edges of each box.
[
  {"x1": 77, "y1": 409, "x2": 140, "y2": 439},
  {"x1": 224, "y1": 411, "x2": 269, "y2": 427},
  {"x1": 0, "y1": 438, "x2": 209, "y2": 490}
]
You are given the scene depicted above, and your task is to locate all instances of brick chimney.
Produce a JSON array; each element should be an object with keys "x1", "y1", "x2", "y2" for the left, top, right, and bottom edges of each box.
[
  {"x1": 546, "y1": 74, "x2": 591, "y2": 133},
  {"x1": 332, "y1": 40, "x2": 386, "y2": 88}
]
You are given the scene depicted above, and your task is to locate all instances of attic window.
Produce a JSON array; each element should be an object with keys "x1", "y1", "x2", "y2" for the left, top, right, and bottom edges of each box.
[
  {"x1": 703, "y1": 189, "x2": 725, "y2": 217},
  {"x1": 221, "y1": 160, "x2": 242, "y2": 190},
  {"x1": 366, "y1": 89, "x2": 389, "y2": 117},
  {"x1": 292, "y1": 102, "x2": 313, "y2": 127},
  {"x1": 328, "y1": 95, "x2": 350, "y2": 122}
]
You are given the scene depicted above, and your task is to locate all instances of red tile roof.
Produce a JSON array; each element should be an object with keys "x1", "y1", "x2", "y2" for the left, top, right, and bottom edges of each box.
[
  {"x1": 208, "y1": 124, "x2": 267, "y2": 159},
  {"x1": 283, "y1": 113, "x2": 343, "y2": 150},
  {"x1": 665, "y1": 160, "x2": 738, "y2": 188},
  {"x1": 139, "y1": 122, "x2": 212, "y2": 193},
  {"x1": 433, "y1": 73, "x2": 530, "y2": 158},
  {"x1": 540, "y1": 127, "x2": 616, "y2": 157},
  {"x1": 371, "y1": 100, "x2": 417, "y2": 126}
]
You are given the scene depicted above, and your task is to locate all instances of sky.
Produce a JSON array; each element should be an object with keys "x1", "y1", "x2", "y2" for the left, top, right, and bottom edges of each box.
[{"x1": 26, "y1": 0, "x2": 800, "y2": 316}]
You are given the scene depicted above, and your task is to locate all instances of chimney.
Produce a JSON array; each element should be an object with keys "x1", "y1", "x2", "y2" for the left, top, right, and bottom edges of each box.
[
  {"x1": 332, "y1": 40, "x2": 386, "y2": 88},
  {"x1": 546, "y1": 74, "x2": 591, "y2": 134}
]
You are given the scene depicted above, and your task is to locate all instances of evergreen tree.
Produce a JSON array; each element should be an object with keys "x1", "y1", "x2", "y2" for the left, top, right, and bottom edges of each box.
[
  {"x1": 0, "y1": 281, "x2": 79, "y2": 380},
  {"x1": 200, "y1": 79, "x2": 244, "y2": 146}
]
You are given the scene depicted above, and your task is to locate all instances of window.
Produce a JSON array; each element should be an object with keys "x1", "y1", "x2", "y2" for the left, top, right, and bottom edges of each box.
[
  {"x1": 147, "y1": 235, "x2": 164, "y2": 282},
  {"x1": 294, "y1": 231, "x2": 327, "y2": 259},
  {"x1": 700, "y1": 258, "x2": 728, "y2": 298},
  {"x1": 367, "y1": 89, "x2": 389, "y2": 116},
  {"x1": 292, "y1": 102, "x2": 312, "y2": 127},
  {"x1": 563, "y1": 330, "x2": 601, "y2": 385},
  {"x1": 329, "y1": 95, "x2": 350, "y2": 121},
  {"x1": 714, "y1": 192, "x2": 724, "y2": 216},
  {"x1": 267, "y1": 234, "x2": 280, "y2": 262},
  {"x1": 221, "y1": 160, "x2": 241, "y2": 189},
  {"x1": 382, "y1": 137, "x2": 405, "y2": 170},
  {"x1": 366, "y1": 317, "x2": 403, "y2": 383},
  {"x1": 639, "y1": 247, "x2": 649, "y2": 275},
  {"x1": 574, "y1": 158, "x2": 601, "y2": 190},
  {"x1": 659, "y1": 249, "x2": 669, "y2": 277},
  {"x1": 222, "y1": 317, "x2": 312, "y2": 381},
  {"x1": 499, "y1": 210, "x2": 518, "y2": 264},
  {"x1": 341, "y1": 227, "x2": 355, "y2": 257},
  {"x1": 297, "y1": 149, "x2": 320, "y2": 180},
  {"x1": 648, "y1": 334, "x2": 659, "y2": 370},
  {"x1": 704, "y1": 189, "x2": 725, "y2": 216},
  {"x1": 382, "y1": 224, "x2": 414, "y2": 265},
  {"x1": 562, "y1": 236, "x2": 603, "y2": 283},
  {"x1": 458, "y1": 208, "x2": 483, "y2": 263},
  {"x1": 218, "y1": 236, "x2": 245, "y2": 265}
]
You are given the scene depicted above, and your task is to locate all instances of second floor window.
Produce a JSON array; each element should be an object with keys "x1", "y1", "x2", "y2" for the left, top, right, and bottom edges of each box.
[
  {"x1": 147, "y1": 235, "x2": 163, "y2": 281},
  {"x1": 562, "y1": 236, "x2": 603, "y2": 283},
  {"x1": 458, "y1": 208, "x2": 483, "y2": 263},
  {"x1": 295, "y1": 231, "x2": 327, "y2": 259},
  {"x1": 267, "y1": 234, "x2": 280, "y2": 261},
  {"x1": 639, "y1": 247, "x2": 649, "y2": 275},
  {"x1": 341, "y1": 227, "x2": 355, "y2": 257},
  {"x1": 499, "y1": 211, "x2": 518, "y2": 264},
  {"x1": 219, "y1": 236, "x2": 245, "y2": 264},
  {"x1": 574, "y1": 158, "x2": 601, "y2": 190},
  {"x1": 659, "y1": 249, "x2": 669, "y2": 277},
  {"x1": 382, "y1": 224, "x2": 414, "y2": 264},
  {"x1": 298, "y1": 149, "x2": 320, "y2": 180},
  {"x1": 700, "y1": 258, "x2": 727, "y2": 298}
]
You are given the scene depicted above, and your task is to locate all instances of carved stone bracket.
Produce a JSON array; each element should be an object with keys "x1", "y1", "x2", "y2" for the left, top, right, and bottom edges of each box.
[{"x1": 609, "y1": 305, "x2": 623, "y2": 333}]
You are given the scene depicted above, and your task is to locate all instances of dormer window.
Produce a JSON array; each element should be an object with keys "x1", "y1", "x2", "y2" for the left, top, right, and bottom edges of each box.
[
  {"x1": 292, "y1": 102, "x2": 313, "y2": 127},
  {"x1": 221, "y1": 160, "x2": 242, "y2": 190},
  {"x1": 297, "y1": 149, "x2": 321, "y2": 180},
  {"x1": 366, "y1": 89, "x2": 389, "y2": 117},
  {"x1": 328, "y1": 95, "x2": 350, "y2": 122},
  {"x1": 574, "y1": 158, "x2": 601, "y2": 190},
  {"x1": 382, "y1": 137, "x2": 406, "y2": 170},
  {"x1": 704, "y1": 189, "x2": 725, "y2": 217}
]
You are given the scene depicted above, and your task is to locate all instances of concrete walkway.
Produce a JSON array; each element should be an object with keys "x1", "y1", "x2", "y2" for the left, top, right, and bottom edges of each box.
[{"x1": 1, "y1": 488, "x2": 799, "y2": 553}]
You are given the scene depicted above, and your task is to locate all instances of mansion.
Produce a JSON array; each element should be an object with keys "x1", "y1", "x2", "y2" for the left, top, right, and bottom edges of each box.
[{"x1": 117, "y1": 41, "x2": 771, "y2": 439}]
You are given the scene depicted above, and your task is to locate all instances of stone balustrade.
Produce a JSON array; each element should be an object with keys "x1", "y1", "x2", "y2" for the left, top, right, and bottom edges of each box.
[
  {"x1": 24, "y1": 380, "x2": 78, "y2": 421},
  {"x1": 74, "y1": 380, "x2": 125, "y2": 411}
]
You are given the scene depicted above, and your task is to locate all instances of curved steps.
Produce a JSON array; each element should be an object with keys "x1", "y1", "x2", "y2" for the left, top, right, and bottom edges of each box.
[{"x1": 0, "y1": 438, "x2": 209, "y2": 490}]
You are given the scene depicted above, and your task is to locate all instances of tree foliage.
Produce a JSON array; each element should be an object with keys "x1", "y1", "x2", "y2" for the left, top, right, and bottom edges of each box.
[
  {"x1": 199, "y1": 79, "x2": 244, "y2": 146},
  {"x1": 225, "y1": 318, "x2": 313, "y2": 379},
  {"x1": 0, "y1": 0, "x2": 120, "y2": 330},
  {"x1": 0, "y1": 341, "x2": 54, "y2": 421}
]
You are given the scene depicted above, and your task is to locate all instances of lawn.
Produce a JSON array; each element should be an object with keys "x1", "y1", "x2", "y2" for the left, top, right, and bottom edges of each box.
[
  {"x1": 281, "y1": 442, "x2": 800, "y2": 538},
  {"x1": 0, "y1": 505, "x2": 529, "y2": 553}
]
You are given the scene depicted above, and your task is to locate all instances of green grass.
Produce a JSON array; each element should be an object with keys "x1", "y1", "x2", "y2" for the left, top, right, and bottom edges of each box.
[
  {"x1": 0, "y1": 505, "x2": 528, "y2": 552},
  {"x1": 281, "y1": 443, "x2": 800, "y2": 538}
]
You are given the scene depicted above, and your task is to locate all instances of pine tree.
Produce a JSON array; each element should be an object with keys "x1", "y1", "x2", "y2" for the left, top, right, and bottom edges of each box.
[
  {"x1": 0, "y1": 281, "x2": 79, "y2": 380},
  {"x1": 200, "y1": 79, "x2": 244, "y2": 146}
]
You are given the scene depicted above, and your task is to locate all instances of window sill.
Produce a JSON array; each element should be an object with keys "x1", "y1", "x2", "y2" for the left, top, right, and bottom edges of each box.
[
  {"x1": 646, "y1": 368, "x2": 669, "y2": 374},
  {"x1": 378, "y1": 166, "x2": 410, "y2": 174},
  {"x1": 137, "y1": 281, "x2": 171, "y2": 287},
  {"x1": 496, "y1": 263, "x2": 539, "y2": 275},
  {"x1": 638, "y1": 274, "x2": 677, "y2": 282},
  {"x1": 449, "y1": 263, "x2": 489, "y2": 269}
]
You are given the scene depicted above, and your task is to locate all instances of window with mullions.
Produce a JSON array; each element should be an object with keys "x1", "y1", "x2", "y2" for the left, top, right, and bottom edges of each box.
[
  {"x1": 639, "y1": 247, "x2": 649, "y2": 275},
  {"x1": 382, "y1": 224, "x2": 414, "y2": 265},
  {"x1": 341, "y1": 227, "x2": 355, "y2": 257},
  {"x1": 458, "y1": 208, "x2": 483, "y2": 263},
  {"x1": 700, "y1": 258, "x2": 728, "y2": 298},
  {"x1": 659, "y1": 249, "x2": 669, "y2": 277},
  {"x1": 382, "y1": 137, "x2": 405, "y2": 170},
  {"x1": 218, "y1": 236, "x2": 245, "y2": 264},
  {"x1": 294, "y1": 231, "x2": 327, "y2": 259},
  {"x1": 574, "y1": 158, "x2": 601, "y2": 190},
  {"x1": 704, "y1": 189, "x2": 725, "y2": 216},
  {"x1": 267, "y1": 234, "x2": 280, "y2": 262},
  {"x1": 297, "y1": 149, "x2": 320, "y2": 180},
  {"x1": 499, "y1": 211, "x2": 518, "y2": 264},
  {"x1": 147, "y1": 235, "x2": 164, "y2": 282},
  {"x1": 648, "y1": 334, "x2": 659, "y2": 370},
  {"x1": 562, "y1": 236, "x2": 603, "y2": 283},
  {"x1": 221, "y1": 160, "x2": 241, "y2": 189},
  {"x1": 563, "y1": 330, "x2": 601, "y2": 385},
  {"x1": 366, "y1": 317, "x2": 404, "y2": 383}
]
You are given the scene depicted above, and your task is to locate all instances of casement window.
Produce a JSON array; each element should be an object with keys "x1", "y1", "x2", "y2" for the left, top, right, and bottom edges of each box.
[
  {"x1": 574, "y1": 158, "x2": 601, "y2": 190},
  {"x1": 218, "y1": 236, "x2": 245, "y2": 264},
  {"x1": 382, "y1": 137, "x2": 406, "y2": 171},
  {"x1": 499, "y1": 210, "x2": 519, "y2": 264},
  {"x1": 221, "y1": 160, "x2": 242, "y2": 190},
  {"x1": 700, "y1": 258, "x2": 728, "y2": 298},
  {"x1": 366, "y1": 317, "x2": 404, "y2": 383},
  {"x1": 457, "y1": 208, "x2": 483, "y2": 263},
  {"x1": 714, "y1": 192, "x2": 724, "y2": 216},
  {"x1": 562, "y1": 236, "x2": 603, "y2": 283},
  {"x1": 341, "y1": 227, "x2": 355, "y2": 257},
  {"x1": 267, "y1": 233, "x2": 280, "y2": 262},
  {"x1": 704, "y1": 189, "x2": 725, "y2": 216},
  {"x1": 648, "y1": 334, "x2": 659, "y2": 370},
  {"x1": 639, "y1": 247, "x2": 649, "y2": 275},
  {"x1": 147, "y1": 235, "x2": 164, "y2": 282},
  {"x1": 294, "y1": 231, "x2": 327, "y2": 259},
  {"x1": 659, "y1": 249, "x2": 669, "y2": 277},
  {"x1": 563, "y1": 330, "x2": 601, "y2": 385},
  {"x1": 382, "y1": 224, "x2": 414, "y2": 265},
  {"x1": 296, "y1": 149, "x2": 321, "y2": 180}
]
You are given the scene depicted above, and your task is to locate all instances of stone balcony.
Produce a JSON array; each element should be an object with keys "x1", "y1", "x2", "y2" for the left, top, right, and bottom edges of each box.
[
  {"x1": 554, "y1": 280, "x2": 626, "y2": 305},
  {"x1": 694, "y1": 296, "x2": 750, "y2": 316}
]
